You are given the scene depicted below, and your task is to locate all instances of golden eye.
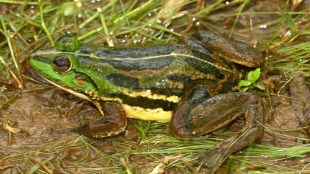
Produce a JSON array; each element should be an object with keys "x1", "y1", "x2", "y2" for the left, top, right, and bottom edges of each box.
[{"x1": 53, "y1": 55, "x2": 71, "y2": 73}]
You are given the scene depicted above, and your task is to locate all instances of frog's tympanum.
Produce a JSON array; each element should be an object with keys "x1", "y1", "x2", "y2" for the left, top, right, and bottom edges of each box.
[{"x1": 29, "y1": 32, "x2": 264, "y2": 172}]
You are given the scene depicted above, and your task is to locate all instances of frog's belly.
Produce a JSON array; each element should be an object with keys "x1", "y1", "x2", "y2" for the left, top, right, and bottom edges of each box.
[{"x1": 122, "y1": 104, "x2": 172, "y2": 122}]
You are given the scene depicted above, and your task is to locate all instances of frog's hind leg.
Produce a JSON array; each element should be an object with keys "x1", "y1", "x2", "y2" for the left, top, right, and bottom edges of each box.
[
  {"x1": 183, "y1": 31, "x2": 261, "y2": 68},
  {"x1": 76, "y1": 101, "x2": 127, "y2": 138},
  {"x1": 170, "y1": 88, "x2": 263, "y2": 172},
  {"x1": 198, "y1": 93, "x2": 263, "y2": 173}
]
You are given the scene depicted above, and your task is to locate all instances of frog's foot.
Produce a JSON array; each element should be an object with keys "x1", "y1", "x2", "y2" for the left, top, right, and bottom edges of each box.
[
  {"x1": 197, "y1": 124, "x2": 262, "y2": 173},
  {"x1": 76, "y1": 101, "x2": 127, "y2": 138}
]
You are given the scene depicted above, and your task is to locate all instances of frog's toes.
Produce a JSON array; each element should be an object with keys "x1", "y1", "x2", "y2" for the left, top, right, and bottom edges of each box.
[
  {"x1": 197, "y1": 148, "x2": 226, "y2": 173},
  {"x1": 74, "y1": 117, "x2": 127, "y2": 138}
]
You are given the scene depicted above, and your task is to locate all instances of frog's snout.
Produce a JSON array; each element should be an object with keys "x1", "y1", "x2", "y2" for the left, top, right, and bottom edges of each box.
[{"x1": 29, "y1": 52, "x2": 51, "y2": 70}]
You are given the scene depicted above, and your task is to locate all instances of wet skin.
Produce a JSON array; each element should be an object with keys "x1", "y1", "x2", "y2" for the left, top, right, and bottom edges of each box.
[{"x1": 29, "y1": 32, "x2": 263, "y2": 172}]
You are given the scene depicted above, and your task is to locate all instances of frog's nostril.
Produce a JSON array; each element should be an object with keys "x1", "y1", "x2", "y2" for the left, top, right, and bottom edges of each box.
[{"x1": 32, "y1": 54, "x2": 43, "y2": 60}]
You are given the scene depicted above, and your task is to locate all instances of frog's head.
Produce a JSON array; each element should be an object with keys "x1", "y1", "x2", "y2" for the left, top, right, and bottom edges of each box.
[{"x1": 29, "y1": 36, "x2": 98, "y2": 101}]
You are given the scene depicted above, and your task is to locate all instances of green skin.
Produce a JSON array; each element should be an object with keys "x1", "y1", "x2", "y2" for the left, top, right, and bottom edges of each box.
[{"x1": 29, "y1": 32, "x2": 263, "y2": 172}]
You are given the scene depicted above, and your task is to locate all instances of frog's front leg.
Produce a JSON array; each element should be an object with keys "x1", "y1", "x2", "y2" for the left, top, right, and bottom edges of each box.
[
  {"x1": 170, "y1": 85, "x2": 263, "y2": 172},
  {"x1": 77, "y1": 101, "x2": 127, "y2": 138}
]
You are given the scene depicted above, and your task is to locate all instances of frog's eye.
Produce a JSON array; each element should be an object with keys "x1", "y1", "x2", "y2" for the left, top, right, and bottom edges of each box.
[{"x1": 53, "y1": 55, "x2": 71, "y2": 73}]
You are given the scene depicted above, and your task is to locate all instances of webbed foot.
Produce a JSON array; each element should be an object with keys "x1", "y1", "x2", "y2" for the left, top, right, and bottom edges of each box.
[{"x1": 76, "y1": 101, "x2": 127, "y2": 138}]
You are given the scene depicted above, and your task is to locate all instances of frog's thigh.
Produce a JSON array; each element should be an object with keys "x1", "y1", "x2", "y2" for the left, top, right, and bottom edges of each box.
[
  {"x1": 170, "y1": 84, "x2": 212, "y2": 138},
  {"x1": 171, "y1": 88, "x2": 263, "y2": 172},
  {"x1": 171, "y1": 90, "x2": 263, "y2": 137},
  {"x1": 77, "y1": 101, "x2": 127, "y2": 138}
]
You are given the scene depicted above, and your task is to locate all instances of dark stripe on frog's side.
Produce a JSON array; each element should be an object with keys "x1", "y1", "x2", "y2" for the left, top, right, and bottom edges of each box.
[
  {"x1": 107, "y1": 73, "x2": 193, "y2": 97},
  {"x1": 146, "y1": 74, "x2": 192, "y2": 96},
  {"x1": 186, "y1": 50, "x2": 225, "y2": 79},
  {"x1": 107, "y1": 73, "x2": 140, "y2": 89},
  {"x1": 168, "y1": 74, "x2": 192, "y2": 83},
  {"x1": 108, "y1": 93, "x2": 177, "y2": 111},
  {"x1": 147, "y1": 87, "x2": 184, "y2": 97}
]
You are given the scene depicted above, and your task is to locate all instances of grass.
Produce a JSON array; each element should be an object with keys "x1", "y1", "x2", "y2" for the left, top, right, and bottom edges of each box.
[{"x1": 0, "y1": 0, "x2": 309, "y2": 173}]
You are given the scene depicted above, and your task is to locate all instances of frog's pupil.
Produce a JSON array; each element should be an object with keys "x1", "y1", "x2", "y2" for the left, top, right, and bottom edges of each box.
[{"x1": 54, "y1": 56, "x2": 71, "y2": 72}]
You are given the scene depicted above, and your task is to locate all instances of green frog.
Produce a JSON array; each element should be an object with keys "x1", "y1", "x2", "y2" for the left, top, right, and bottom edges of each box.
[{"x1": 29, "y1": 32, "x2": 263, "y2": 172}]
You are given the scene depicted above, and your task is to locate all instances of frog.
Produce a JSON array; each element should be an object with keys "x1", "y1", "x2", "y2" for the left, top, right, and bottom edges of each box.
[{"x1": 29, "y1": 31, "x2": 264, "y2": 172}]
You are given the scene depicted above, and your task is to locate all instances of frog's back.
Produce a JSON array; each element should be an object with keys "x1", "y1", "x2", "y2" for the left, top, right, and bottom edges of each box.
[{"x1": 77, "y1": 44, "x2": 237, "y2": 96}]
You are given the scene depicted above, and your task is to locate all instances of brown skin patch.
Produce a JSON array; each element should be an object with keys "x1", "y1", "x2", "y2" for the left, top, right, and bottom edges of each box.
[{"x1": 75, "y1": 74, "x2": 86, "y2": 86}]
